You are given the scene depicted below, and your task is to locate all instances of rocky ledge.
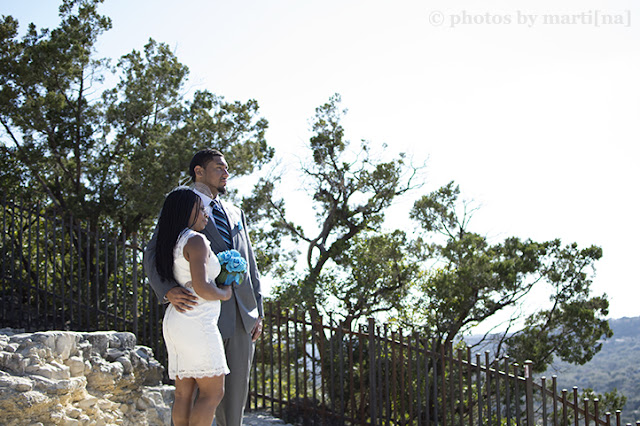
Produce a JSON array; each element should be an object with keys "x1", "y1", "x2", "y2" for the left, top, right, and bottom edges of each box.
[{"x1": 0, "y1": 328, "x2": 173, "y2": 425}]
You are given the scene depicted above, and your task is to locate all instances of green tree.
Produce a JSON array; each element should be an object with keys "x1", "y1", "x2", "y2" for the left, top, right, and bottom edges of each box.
[
  {"x1": 101, "y1": 39, "x2": 272, "y2": 236},
  {"x1": 262, "y1": 93, "x2": 421, "y2": 323},
  {"x1": 244, "y1": 95, "x2": 423, "y2": 412},
  {"x1": 581, "y1": 388, "x2": 627, "y2": 418},
  {"x1": 0, "y1": 0, "x2": 273, "y2": 239},
  {"x1": 406, "y1": 181, "x2": 612, "y2": 372},
  {"x1": 0, "y1": 0, "x2": 112, "y2": 210},
  {"x1": 334, "y1": 230, "x2": 421, "y2": 322}
]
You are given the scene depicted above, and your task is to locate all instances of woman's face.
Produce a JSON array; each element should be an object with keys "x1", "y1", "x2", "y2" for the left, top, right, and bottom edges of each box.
[{"x1": 189, "y1": 199, "x2": 208, "y2": 231}]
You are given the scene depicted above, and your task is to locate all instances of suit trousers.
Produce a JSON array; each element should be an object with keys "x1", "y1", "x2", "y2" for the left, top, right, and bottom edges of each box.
[{"x1": 215, "y1": 308, "x2": 255, "y2": 426}]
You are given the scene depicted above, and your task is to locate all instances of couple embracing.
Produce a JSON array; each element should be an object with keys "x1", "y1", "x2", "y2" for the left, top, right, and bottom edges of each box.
[{"x1": 143, "y1": 149, "x2": 264, "y2": 426}]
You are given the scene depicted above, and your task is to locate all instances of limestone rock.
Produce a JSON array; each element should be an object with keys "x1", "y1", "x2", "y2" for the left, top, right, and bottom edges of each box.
[{"x1": 0, "y1": 329, "x2": 174, "y2": 425}]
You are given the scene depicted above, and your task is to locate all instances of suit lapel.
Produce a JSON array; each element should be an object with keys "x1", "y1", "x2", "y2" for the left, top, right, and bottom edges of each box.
[
  {"x1": 219, "y1": 200, "x2": 233, "y2": 226},
  {"x1": 219, "y1": 200, "x2": 238, "y2": 247}
]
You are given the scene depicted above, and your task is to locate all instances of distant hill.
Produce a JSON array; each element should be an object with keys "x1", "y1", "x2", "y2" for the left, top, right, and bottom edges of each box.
[
  {"x1": 463, "y1": 316, "x2": 640, "y2": 423},
  {"x1": 540, "y1": 316, "x2": 640, "y2": 423}
]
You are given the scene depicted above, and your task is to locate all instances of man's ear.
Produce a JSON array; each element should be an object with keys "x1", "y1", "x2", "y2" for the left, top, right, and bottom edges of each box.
[{"x1": 195, "y1": 165, "x2": 204, "y2": 177}]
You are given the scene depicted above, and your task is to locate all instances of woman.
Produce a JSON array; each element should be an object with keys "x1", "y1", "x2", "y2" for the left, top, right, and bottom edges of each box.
[{"x1": 155, "y1": 187, "x2": 232, "y2": 426}]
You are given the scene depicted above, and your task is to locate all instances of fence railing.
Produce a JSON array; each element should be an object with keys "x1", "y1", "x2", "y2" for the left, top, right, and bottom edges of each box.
[
  {"x1": 0, "y1": 196, "x2": 167, "y2": 367},
  {"x1": 249, "y1": 307, "x2": 639, "y2": 425},
  {"x1": 1, "y1": 197, "x2": 638, "y2": 425}
]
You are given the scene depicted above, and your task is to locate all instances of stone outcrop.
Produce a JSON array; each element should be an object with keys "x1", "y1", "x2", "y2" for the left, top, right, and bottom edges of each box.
[{"x1": 0, "y1": 328, "x2": 174, "y2": 425}]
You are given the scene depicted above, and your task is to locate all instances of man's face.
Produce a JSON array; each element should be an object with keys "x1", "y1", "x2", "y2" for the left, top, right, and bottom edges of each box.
[{"x1": 196, "y1": 156, "x2": 229, "y2": 196}]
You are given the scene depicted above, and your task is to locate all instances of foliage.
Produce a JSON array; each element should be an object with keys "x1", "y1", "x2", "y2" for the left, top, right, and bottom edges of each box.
[
  {"x1": 581, "y1": 387, "x2": 627, "y2": 417},
  {"x1": 0, "y1": 0, "x2": 272, "y2": 240},
  {"x1": 331, "y1": 230, "x2": 421, "y2": 320},
  {"x1": 0, "y1": 1, "x2": 616, "y2": 401},
  {"x1": 403, "y1": 181, "x2": 612, "y2": 372},
  {"x1": 263, "y1": 94, "x2": 421, "y2": 322},
  {"x1": 241, "y1": 175, "x2": 299, "y2": 277},
  {"x1": 543, "y1": 316, "x2": 640, "y2": 423},
  {"x1": 0, "y1": 0, "x2": 112, "y2": 212}
]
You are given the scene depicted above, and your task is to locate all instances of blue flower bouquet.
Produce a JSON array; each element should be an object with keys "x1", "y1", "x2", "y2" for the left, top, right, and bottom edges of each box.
[{"x1": 216, "y1": 249, "x2": 247, "y2": 286}]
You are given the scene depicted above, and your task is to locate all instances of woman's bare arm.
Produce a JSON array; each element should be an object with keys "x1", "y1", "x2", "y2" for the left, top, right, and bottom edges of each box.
[{"x1": 184, "y1": 236, "x2": 232, "y2": 301}]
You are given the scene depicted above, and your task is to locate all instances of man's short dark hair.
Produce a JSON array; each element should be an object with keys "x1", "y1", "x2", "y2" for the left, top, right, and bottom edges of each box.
[{"x1": 189, "y1": 149, "x2": 224, "y2": 182}]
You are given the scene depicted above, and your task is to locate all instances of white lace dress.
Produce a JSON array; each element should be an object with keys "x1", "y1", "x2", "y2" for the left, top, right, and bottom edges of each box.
[{"x1": 162, "y1": 229, "x2": 229, "y2": 380}]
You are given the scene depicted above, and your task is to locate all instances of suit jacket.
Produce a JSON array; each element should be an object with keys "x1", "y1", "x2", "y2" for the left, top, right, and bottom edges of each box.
[{"x1": 143, "y1": 197, "x2": 263, "y2": 340}]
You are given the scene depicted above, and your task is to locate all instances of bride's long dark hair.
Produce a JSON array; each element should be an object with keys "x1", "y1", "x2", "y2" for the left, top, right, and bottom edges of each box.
[{"x1": 155, "y1": 187, "x2": 201, "y2": 282}]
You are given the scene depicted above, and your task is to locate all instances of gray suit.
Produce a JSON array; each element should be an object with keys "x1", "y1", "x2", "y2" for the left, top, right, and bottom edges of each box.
[{"x1": 143, "y1": 195, "x2": 263, "y2": 426}]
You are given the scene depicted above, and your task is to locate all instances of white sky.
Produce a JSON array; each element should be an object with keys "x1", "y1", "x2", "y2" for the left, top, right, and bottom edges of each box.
[{"x1": 4, "y1": 0, "x2": 639, "y2": 329}]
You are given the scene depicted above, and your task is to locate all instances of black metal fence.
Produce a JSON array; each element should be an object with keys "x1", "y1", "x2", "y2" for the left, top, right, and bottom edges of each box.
[
  {"x1": 0, "y1": 195, "x2": 166, "y2": 365},
  {"x1": 2, "y1": 196, "x2": 638, "y2": 425},
  {"x1": 253, "y1": 305, "x2": 640, "y2": 425}
]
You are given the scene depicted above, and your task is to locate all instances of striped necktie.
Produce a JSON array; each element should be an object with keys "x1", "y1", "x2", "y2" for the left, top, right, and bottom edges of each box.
[{"x1": 210, "y1": 200, "x2": 232, "y2": 248}]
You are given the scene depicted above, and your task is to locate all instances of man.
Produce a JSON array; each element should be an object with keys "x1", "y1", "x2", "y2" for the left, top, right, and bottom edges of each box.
[{"x1": 143, "y1": 149, "x2": 264, "y2": 426}]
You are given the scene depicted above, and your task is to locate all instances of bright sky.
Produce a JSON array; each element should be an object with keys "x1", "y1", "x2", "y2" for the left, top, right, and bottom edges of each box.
[{"x1": 4, "y1": 0, "x2": 639, "y2": 329}]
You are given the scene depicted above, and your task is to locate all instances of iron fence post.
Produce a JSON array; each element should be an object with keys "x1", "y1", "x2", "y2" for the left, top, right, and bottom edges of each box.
[
  {"x1": 369, "y1": 317, "x2": 377, "y2": 426},
  {"x1": 132, "y1": 234, "x2": 138, "y2": 335},
  {"x1": 525, "y1": 360, "x2": 534, "y2": 426}
]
